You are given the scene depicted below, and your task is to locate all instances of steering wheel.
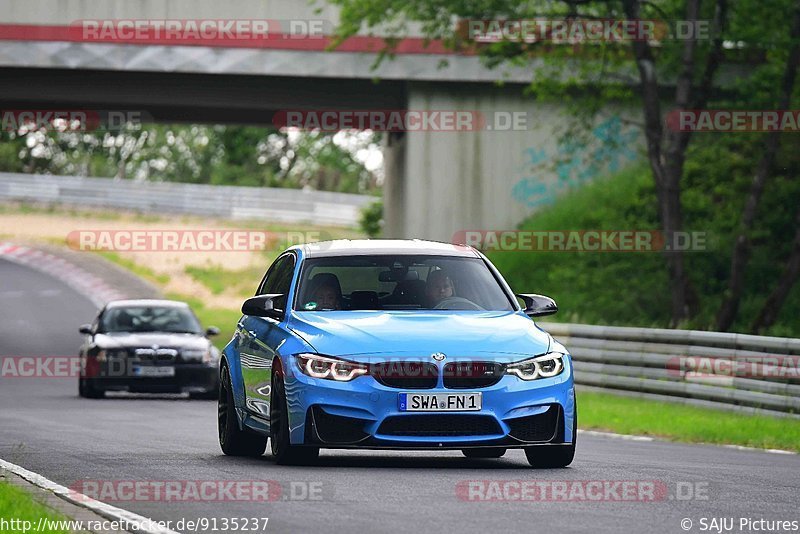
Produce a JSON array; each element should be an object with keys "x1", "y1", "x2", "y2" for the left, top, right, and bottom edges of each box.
[{"x1": 433, "y1": 296, "x2": 482, "y2": 310}]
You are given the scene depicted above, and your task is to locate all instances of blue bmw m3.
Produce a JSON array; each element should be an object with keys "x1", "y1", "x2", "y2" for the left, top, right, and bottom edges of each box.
[{"x1": 217, "y1": 239, "x2": 576, "y2": 467}]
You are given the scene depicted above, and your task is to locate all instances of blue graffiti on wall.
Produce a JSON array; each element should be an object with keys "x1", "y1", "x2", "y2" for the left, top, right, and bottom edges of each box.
[{"x1": 512, "y1": 116, "x2": 640, "y2": 209}]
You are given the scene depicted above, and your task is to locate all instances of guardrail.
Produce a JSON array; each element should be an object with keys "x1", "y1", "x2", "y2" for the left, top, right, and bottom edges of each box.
[
  {"x1": 0, "y1": 172, "x2": 373, "y2": 226},
  {"x1": 541, "y1": 323, "x2": 800, "y2": 419}
]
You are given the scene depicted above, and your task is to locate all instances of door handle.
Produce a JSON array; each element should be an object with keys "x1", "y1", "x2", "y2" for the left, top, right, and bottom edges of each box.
[{"x1": 248, "y1": 330, "x2": 257, "y2": 337}]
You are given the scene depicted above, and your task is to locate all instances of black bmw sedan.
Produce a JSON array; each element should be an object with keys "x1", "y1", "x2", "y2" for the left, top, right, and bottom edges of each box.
[{"x1": 78, "y1": 299, "x2": 220, "y2": 399}]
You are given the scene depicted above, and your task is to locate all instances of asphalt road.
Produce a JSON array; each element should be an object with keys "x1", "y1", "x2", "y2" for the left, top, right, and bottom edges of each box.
[{"x1": 1, "y1": 258, "x2": 799, "y2": 534}]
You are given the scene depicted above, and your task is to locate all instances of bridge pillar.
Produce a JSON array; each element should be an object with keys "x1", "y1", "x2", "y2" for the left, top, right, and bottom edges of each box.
[{"x1": 382, "y1": 132, "x2": 407, "y2": 239}]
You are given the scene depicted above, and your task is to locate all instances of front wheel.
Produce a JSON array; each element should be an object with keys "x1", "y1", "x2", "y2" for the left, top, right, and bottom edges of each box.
[
  {"x1": 525, "y1": 407, "x2": 576, "y2": 468},
  {"x1": 78, "y1": 378, "x2": 104, "y2": 399},
  {"x1": 270, "y1": 367, "x2": 319, "y2": 465},
  {"x1": 524, "y1": 442, "x2": 575, "y2": 468},
  {"x1": 190, "y1": 389, "x2": 218, "y2": 400},
  {"x1": 218, "y1": 362, "x2": 267, "y2": 457}
]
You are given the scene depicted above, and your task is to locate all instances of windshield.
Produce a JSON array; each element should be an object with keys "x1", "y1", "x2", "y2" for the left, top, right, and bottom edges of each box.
[
  {"x1": 99, "y1": 306, "x2": 203, "y2": 334},
  {"x1": 294, "y1": 255, "x2": 514, "y2": 312}
]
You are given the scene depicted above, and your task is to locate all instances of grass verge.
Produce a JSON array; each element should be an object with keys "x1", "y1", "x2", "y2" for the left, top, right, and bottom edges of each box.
[
  {"x1": 97, "y1": 251, "x2": 170, "y2": 285},
  {"x1": 0, "y1": 480, "x2": 71, "y2": 534},
  {"x1": 185, "y1": 264, "x2": 266, "y2": 298},
  {"x1": 579, "y1": 391, "x2": 800, "y2": 452}
]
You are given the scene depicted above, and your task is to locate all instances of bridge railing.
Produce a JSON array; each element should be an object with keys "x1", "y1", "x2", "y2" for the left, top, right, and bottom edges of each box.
[
  {"x1": 541, "y1": 322, "x2": 800, "y2": 419},
  {"x1": 0, "y1": 172, "x2": 373, "y2": 226}
]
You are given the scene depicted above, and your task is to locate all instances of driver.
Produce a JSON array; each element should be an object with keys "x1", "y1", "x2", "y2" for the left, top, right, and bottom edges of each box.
[
  {"x1": 425, "y1": 269, "x2": 455, "y2": 308},
  {"x1": 304, "y1": 273, "x2": 342, "y2": 310}
]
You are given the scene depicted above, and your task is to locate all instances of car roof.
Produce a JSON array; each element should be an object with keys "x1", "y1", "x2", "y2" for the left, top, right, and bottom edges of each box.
[
  {"x1": 294, "y1": 239, "x2": 480, "y2": 259},
  {"x1": 104, "y1": 299, "x2": 190, "y2": 309}
]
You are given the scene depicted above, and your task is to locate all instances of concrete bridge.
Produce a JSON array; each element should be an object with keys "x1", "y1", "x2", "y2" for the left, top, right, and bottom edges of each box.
[{"x1": 0, "y1": 0, "x2": 642, "y2": 239}]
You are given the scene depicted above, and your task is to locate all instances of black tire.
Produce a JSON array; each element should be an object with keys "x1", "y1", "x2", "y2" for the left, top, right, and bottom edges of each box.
[
  {"x1": 190, "y1": 389, "x2": 218, "y2": 400},
  {"x1": 462, "y1": 448, "x2": 506, "y2": 459},
  {"x1": 78, "y1": 378, "x2": 104, "y2": 399},
  {"x1": 270, "y1": 366, "x2": 319, "y2": 465},
  {"x1": 218, "y1": 362, "x2": 267, "y2": 457},
  {"x1": 524, "y1": 406, "x2": 577, "y2": 468}
]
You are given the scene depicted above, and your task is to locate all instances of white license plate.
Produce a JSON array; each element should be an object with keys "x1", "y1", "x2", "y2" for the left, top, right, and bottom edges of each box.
[
  {"x1": 132, "y1": 366, "x2": 175, "y2": 378},
  {"x1": 399, "y1": 392, "x2": 482, "y2": 412}
]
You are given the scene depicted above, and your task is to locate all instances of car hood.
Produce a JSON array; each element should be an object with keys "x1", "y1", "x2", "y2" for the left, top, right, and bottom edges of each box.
[
  {"x1": 94, "y1": 332, "x2": 209, "y2": 350},
  {"x1": 287, "y1": 310, "x2": 552, "y2": 360}
]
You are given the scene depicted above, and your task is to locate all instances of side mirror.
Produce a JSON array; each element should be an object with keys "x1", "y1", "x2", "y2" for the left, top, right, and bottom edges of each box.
[
  {"x1": 205, "y1": 326, "x2": 220, "y2": 337},
  {"x1": 517, "y1": 294, "x2": 558, "y2": 317},
  {"x1": 241, "y1": 294, "x2": 284, "y2": 319},
  {"x1": 79, "y1": 324, "x2": 93, "y2": 335}
]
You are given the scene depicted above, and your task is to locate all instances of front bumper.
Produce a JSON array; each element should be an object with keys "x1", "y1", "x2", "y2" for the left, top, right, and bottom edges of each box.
[
  {"x1": 283, "y1": 359, "x2": 575, "y2": 449},
  {"x1": 84, "y1": 360, "x2": 219, "y2": 394}
]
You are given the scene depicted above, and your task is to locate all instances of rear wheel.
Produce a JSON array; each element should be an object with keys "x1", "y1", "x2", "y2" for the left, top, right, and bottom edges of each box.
[
  {"x1": 218, "y1": 362, "x2": 267, "y2": 457},
  {"x1": 270, "y1": 367, "x2": 319, "y2": 465},
  {"x1": 462, "y1": 448, "x2": 506, "y2": 459},
  {"x1": 525, "y1": 406, "x2": 576, "y2": 468}
]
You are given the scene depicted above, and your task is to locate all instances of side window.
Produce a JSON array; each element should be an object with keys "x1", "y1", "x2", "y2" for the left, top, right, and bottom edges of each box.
[{"x1": 257, "y1": 254, "x2": 296, "y2": 311}]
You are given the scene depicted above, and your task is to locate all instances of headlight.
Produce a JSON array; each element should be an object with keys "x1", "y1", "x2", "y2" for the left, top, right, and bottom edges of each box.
[
  {"x1": 205, "y1": 347, "x2": 220, "y2": 364},
  {"x1": 295, "y1": 353, "x2": 368, "y2": 382},
  {"x1": 95, "y1": 349, "x2": 126, "y2": 362},
  {"x1": 506, "y1": 352, "x2": 565, "y2": 380},
  {"x1": 182, "y1": 349, "x2": 209, "y2": 363}
]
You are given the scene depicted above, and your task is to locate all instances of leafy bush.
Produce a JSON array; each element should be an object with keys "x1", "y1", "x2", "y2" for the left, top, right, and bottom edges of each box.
[{"x1": 359, "y1": 199, "x2": 384, "y2": 238}]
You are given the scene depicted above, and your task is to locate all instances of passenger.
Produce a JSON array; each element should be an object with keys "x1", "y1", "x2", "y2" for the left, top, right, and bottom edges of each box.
[{"x1": 425, "y1": 269, "x2": 455, "y2": 308}]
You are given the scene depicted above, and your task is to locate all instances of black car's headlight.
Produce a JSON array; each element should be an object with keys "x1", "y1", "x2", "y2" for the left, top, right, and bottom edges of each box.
[
  {"x1": 506, "y1": 352, "x2": 566, "y2": 380},
  {"x1": 182, "y1": 349, "x2": 209, "y2": 363},
  {"x1": 95, "y1": 349, "x2": 127, "y2": 362},
  {"x1": 295, "y1": 353, "x2": 368, "y2": 382}
]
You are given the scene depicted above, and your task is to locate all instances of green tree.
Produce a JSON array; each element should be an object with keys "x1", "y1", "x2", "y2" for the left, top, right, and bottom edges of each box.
[{"x1": 0, "y1": 123, "x2": 381, "y2": 194}]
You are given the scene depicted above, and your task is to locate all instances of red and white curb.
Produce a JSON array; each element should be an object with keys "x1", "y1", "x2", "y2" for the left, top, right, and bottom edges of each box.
[
  {"x1": 0, "y1": 457, "x2": 181, "y2": 534},
  {"x1": 0, "y1": 242, "x2": 124, "y2": 308}
]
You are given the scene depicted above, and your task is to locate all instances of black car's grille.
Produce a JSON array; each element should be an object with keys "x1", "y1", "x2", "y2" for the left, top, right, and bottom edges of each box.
[
  {"x1": 443, "y1": 362, "x2": 504, "y2": 389},
  {"x1": 308, "y1": 406, "x2": 370, "y2": 444},
  {"x1": 378, "y1": 415, "x2": 502, "y2": 437},
  {"x1": 505, "y1": 405, "x2": 560, "y2": 443},
  {"x1": 371, "y1": 362, "x2": 438, "y2": 389},
  {"x1": 131, "y1": 347, "x2": 178, "y2": 363}
]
